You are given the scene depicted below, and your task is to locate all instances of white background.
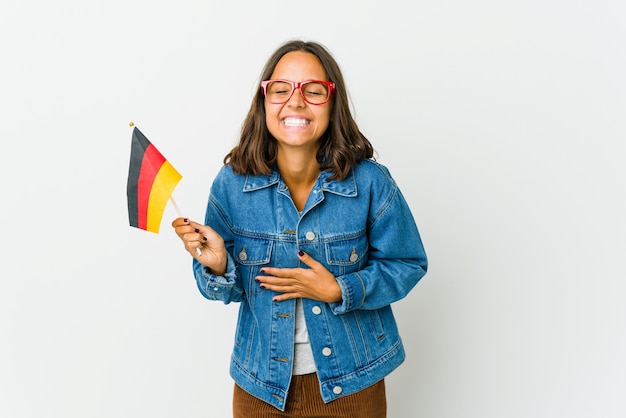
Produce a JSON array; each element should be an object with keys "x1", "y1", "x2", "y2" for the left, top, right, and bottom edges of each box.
[{"x1": 1, "y1": 1, "x2": 625, "y2": 417}]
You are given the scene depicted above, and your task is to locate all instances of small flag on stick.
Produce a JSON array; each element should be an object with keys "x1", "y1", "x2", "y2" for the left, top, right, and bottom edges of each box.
[{"x1": 127, "y1": 126, "x2": 182, "y2": 233}]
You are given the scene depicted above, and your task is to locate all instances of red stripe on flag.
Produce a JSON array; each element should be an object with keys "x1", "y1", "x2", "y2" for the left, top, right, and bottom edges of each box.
[{"x1": 136, "y1": 144, "x2": 166, "y2": 230}]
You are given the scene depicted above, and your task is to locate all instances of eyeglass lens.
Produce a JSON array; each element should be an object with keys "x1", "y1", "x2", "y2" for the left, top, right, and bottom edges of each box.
[{"x1": 265, "y1": 81, "x2": 330, "y2": 104}]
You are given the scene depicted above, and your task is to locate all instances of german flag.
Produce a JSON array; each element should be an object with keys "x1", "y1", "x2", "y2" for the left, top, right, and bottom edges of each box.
[{"x1": 127, "y1": 127, "x2": 182, "y2": 233}]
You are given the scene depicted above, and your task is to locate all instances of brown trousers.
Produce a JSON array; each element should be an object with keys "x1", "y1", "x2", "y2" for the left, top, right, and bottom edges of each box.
[{"x1": 233, "y1": 373, "x2": 386, "y2": 418}]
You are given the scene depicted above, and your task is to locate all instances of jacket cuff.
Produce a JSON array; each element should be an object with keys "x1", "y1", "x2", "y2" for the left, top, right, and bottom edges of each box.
[
  {"x1": 330, "y1": 272, "x2": 366, "y2": 314},
  {"x1": 202, "y1": 255, "x2": 237, "y2": 283},
  {"x1": 194, "y1": 255, "x2": 238, "y2": 297}
]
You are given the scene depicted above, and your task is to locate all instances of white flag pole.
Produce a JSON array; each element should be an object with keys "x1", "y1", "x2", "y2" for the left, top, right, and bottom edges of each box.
[
  {"x1": 169, "y1": 195, "x2": 183, "y2": 218},
  {"x1": 169, "y1": 195, "x2": 202, "y2": 256}
]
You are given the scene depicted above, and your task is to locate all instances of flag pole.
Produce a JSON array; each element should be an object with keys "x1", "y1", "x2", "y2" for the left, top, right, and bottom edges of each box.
[
  {"x1": 170, "y1": 194, "x2": 201, "y2": 256},
  {"x1": 169, "y1": 195, "x2": 183, "y2": 218}
]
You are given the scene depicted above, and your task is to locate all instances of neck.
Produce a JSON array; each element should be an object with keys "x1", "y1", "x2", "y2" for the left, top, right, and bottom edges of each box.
[
  {"x1": 276, "y1": 146, "x2": 320, "y2": 211},
  {"x1": 276, "y1": 145, "x2": 320, "y2": 185}
]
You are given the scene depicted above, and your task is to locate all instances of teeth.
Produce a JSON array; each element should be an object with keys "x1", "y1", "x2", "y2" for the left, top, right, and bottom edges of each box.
[{"x1": 283, "y1": 117, "x2": 309, "y2": 126}]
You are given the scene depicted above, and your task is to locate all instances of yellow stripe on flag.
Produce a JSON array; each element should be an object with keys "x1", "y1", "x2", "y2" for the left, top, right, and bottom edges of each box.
[{"x1": 146, "y1": 160, "x2": 182, "y2": 233}]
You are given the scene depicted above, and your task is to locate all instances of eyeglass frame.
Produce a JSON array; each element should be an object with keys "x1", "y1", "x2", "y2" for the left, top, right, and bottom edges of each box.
[{"x1": 260, "y1": 79, "x2": 336, "y2": 105}]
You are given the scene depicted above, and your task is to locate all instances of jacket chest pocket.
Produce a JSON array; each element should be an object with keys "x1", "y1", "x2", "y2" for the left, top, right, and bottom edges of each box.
[
  {"x1": 233, "y1": 235, "x2": 273, "y2": 298},
  {"x1": 324, "y1": 233, "x2": 368, "y2": 277}
]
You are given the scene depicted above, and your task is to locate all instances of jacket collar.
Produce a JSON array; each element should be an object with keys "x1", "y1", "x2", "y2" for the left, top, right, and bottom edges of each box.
[{"x1": 243, "y1": 168, "x2": 358, "y2": 197}]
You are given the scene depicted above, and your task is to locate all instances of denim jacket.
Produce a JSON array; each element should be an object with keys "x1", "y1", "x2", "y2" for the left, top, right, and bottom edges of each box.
[{"x1": 192, "y1": 159, "x2": 427, "y2": 411}]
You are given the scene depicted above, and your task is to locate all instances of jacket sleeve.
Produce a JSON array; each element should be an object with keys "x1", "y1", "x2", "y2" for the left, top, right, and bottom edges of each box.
[
  {"x1": 330, "y1": 177, "x2": 427, "y2": 314},
  {"x1": 193, "y1": 255, "x2": 242, "y2": 303},
  {"x1": 191, "y1": 169, "x2": 244, "y2": 304}
]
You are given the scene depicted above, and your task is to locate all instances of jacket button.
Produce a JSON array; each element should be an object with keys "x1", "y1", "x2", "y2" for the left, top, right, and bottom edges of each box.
[
  {"x1": 305, "y1": 231, "x2": 316, "y2": 240},
  {"x1": 333, "y1": 386, "x2": 343, "y2": 394},
  {"x1": 322, "y1": 347, "x2": 332, "y2": 356},
  {"x1": 238, "y1": 248, "x2": 247, "y2": 261},
  {"x1": 349, "y1": 248, "x2": 358, "y2": 262},
  {"x1": 312, "y1": 306, "x2": 321, "y2": 315}
]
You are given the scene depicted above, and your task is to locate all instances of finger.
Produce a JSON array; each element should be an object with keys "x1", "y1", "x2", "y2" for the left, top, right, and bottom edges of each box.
[
  {"x1": 272, "y1": 292, "x2": 300, "y2": 302},
  {"x1": 256, "y1": 274, "x2": 293, "y2": 287},
  {"x1": 185, "y1": 241, "x2": 203, "y2": 257},
  {"x1": 297, "y1": 250, "x2": 322, "y2": 269},
  {"x1": 186, "y1": 219, "x2": 216, "y2": 233},
  {"x1": 171, "y1": 217, "x2": 194, "y2": 227},
  {"x1": 187, "y1": 220, "x2": 206, "y2": 230},
  {"x1": 181, "y1": 228, "x2": 205, "y2": 250},
  {"x1": 259, "y1": 280, "x2": 301, "y2": 298},
  {"x1": 194, "y1": 235, "x2": 209, "y2": 255},
  {"x1": 259, "y1": 267, "x2": 298, "y2": 278},
  {"x1": 172, "y1": 220, "x2": 196, "y2": 239}
]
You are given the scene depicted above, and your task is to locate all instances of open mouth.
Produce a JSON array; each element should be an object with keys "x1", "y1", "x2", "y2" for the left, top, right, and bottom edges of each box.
[{"x1": 282, "y1": 117, "x2": 310, "y2": 127}]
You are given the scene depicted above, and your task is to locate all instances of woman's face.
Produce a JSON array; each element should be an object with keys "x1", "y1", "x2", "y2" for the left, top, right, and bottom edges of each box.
[{"x1": 265, "y1": 51, "x2": 332, "y2": 151}]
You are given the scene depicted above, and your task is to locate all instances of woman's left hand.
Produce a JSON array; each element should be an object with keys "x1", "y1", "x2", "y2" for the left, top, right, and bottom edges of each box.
[{"x1": 256, "y1": 251, "x2": 342, "y2": 303}]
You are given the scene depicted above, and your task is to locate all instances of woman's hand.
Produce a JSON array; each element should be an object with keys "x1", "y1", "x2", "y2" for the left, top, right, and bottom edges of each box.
[
  {"x1": 256, "y1": 251, "x2": 342, "y2": 303},
  {"x1": 171, "y1": 217, "x2": 228, "y2": 276}
]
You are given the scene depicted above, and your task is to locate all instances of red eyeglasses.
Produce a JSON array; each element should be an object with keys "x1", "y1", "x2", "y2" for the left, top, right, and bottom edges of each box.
[{"x1": 261, "y1": 80, "x2": 335, "y2": 105}]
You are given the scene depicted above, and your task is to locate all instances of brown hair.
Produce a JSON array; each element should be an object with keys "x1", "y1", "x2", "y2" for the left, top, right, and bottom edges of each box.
[{"x1": 224, "y1": 40, "x2": 374, "y2": 181}]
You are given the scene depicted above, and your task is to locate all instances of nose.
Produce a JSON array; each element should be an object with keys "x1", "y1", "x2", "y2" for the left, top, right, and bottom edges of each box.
[{"x1": 286, "y1": 85, "x2": 306, "y2": 107}]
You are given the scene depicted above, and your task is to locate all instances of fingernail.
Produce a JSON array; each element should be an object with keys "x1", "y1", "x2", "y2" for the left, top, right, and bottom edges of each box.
[
  {"x1": 194, "y1": 228, "x2": 199, "y2": 233},
  {"x1": 298, "y1": 250, "x2": 304, "y2": 257},
  {"x1": 260, "y1": 268, "x2": 266, "y2": 273},
  {"x1": 203, "y1": 236, "x2": 207, "y2": 241},
  {"x1": 183, "y1": 218, "x2": 188, "y2": 223},
  {"x1": 260, "y1": 284, "x2": 266, "y2": 289}
]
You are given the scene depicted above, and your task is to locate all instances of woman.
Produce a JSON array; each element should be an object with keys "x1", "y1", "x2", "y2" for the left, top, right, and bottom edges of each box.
[{"x1": 172, "y1": 39, "x2": 427, "y2": 417}]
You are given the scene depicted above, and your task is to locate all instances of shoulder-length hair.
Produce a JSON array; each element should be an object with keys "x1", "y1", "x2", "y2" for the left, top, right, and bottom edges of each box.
[{"x1": 224, "y1": 40, "x2": 374, "y2": 181}]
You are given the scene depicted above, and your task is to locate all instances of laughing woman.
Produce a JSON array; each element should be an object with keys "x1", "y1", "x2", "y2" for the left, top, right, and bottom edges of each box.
[{"x1": 172, "y1": 39, "x2": 428, "y2": 418}]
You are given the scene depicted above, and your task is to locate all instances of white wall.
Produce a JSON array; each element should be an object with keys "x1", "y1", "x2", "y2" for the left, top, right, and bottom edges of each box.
[{"x1": 2, "y1": 1, "x2": 624, "y2": 417}]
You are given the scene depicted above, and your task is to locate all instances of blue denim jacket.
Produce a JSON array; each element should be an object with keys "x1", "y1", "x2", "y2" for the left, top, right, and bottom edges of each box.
[{"x1": 192, "y1": 159, "x2": 427, "y2": 411}]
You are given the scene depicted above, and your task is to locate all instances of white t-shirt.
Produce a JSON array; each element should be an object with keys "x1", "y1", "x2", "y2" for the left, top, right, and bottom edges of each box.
[{"x1": 293, "y1": 298, "x2": 316, "y2": 375}]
